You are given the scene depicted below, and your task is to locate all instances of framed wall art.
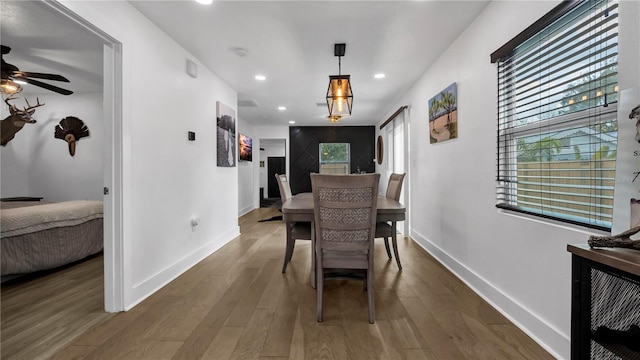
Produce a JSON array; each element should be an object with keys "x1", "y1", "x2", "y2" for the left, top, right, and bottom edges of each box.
[
  {"x1": 428, "y1": 82, "x2": 458, "y2": 144},
  {"x1": 216, "y1": 101, "x2": 236, "y2": 167},
  {"x1": 238, "y1": 133, "x2": 252, "y2": 162}
]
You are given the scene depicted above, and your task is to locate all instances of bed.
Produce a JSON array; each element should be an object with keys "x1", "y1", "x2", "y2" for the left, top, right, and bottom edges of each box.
[{"x1": 1, "y1": 200, "x2": 103, "y2": 277}]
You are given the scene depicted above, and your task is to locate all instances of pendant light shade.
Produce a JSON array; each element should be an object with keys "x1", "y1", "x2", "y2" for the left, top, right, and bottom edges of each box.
[
  {"x1": 327, "y1": 75, "x2": 352, "y2": 117},
  {"x1": 326, "y1": 43, "x2": 353, "y2": 117}
]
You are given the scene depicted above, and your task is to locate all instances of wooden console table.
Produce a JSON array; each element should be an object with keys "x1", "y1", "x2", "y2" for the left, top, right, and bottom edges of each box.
[{"x1": 567, "y1": 244, "x2": 640, "y2": 360}]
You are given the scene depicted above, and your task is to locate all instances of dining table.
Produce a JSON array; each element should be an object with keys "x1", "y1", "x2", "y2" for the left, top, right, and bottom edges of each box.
[{"x1": 282, "y1": 192, "x2": 406, "y2": 288}]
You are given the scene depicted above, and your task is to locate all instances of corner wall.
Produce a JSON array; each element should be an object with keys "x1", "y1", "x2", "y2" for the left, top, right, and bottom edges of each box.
[
  {"x1": 238, "y1": 118, "x2": 256, "y2": 216},
  {"x1": 379, "y1": 1, "x2": 639, "y2": 358}
]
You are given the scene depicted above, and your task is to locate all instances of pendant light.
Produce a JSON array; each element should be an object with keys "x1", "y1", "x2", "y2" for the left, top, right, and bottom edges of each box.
[{"x1": 326, "y1": 43, "x2": 353, "y2": 117}]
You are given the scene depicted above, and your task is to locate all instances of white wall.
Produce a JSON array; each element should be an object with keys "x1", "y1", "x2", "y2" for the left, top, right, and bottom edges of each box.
[
  {"x1": 378, "y1": 1, "x2": 640, "y2": 359},
  {"x1": 1, "y1": 92, "x2": 102, "y2": 201},
  {"x1": 0, "y1": 105, "x2": 32, "y2": 197},
  {"x1": 238, "y1": 118, "x2": 256, "y2": 216},
  {"x1": 60, "y1": 0, "x2": 239, "y2": 310}
]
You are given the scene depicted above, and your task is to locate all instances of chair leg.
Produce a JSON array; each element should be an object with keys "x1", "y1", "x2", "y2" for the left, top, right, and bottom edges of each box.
[
  {"x1": 367, "y1": 269, "x2": 375, "y2": 324},
  {"x1": 392, "y1": 234, "x2": 402, "y2": 270},
  {"x1": 282, "y1": 224, "x2": 294, "y2": 273},
  {"x1": 316, "y1": 254, "x2": 323, "y2": 322},
  {"x1": 383, "y1": 237, "x2": 392, "y2": 259}
]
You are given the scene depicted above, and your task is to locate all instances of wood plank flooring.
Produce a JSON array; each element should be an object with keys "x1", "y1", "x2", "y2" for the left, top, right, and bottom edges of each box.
[
  {"x1": 1, "y1": 253, "x2": 113, "y2": 360},
  {"x1": 1, "y1": 208, "x2": 554, "y2": 359}
]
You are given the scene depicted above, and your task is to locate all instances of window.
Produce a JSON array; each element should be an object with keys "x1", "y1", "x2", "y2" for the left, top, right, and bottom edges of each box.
[
  {"x1": 493, "y1": 0, "x2": 618, "y2": 231},
  {"x1": 319, "y1": 143, "x2": 350, "y2": 174}
]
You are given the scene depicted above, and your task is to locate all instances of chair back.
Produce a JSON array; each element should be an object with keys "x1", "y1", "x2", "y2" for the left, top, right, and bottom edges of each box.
[
  {"x1": 385, "y1": 173, "x2": 406, "y2": 201},
  {"x1": 311, "y1": 174, "x2": 380, "y2": 253},
  {"x1": 275, "y1": 173, "x2": 293, "y2": 203}
]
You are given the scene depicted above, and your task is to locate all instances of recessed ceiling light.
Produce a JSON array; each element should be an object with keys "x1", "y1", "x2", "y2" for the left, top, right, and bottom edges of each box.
[
  {"x1": 289, "y1": 121, "x2": 296, "y2": 124},
  {"x1": 278, "y1": 106, "x2": 286, "y2": 111},
  {"x1": 374, "y1": 73, "x2": 386, "y2": 79},
  {"x1": 195, "y1": 0, "x2": 213, "y2": 4},
  {"x1": 255, "y1": 75, "x2": 266, "y2": 81}
]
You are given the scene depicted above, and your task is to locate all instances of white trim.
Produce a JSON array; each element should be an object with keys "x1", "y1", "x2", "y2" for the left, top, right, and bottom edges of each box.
[
  {"x1": 45, "y1": 0, "x2": 124, "y2": 312},
  {"x1": 498, "y1": 208, "x2": 611, "y2": 236},
  {"x1": 410, "y1": 230, "x2": 569, "y2": 360},
  {"x1": 125, "y1": 227, "x2": 240, "y2": 311},
  {"x1": 239, "y1": 203, "x2": 256, "y2": 217},
  {"x1": 402, "y1": 106, "x2": 411, "y2": 236},
  {"x1": 102, "y1": 42, "x2": 124, "y2": 313}
]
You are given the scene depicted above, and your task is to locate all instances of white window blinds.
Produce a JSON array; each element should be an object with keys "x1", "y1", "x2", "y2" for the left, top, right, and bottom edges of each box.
[{"x1": 494, "y1": 0, "x2": 619, "y2": 231}]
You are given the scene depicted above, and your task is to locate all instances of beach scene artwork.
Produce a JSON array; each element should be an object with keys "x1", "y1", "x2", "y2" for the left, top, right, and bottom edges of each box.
[{"x1": 429, "y1": 82, "x2": 458, "y2": 143}]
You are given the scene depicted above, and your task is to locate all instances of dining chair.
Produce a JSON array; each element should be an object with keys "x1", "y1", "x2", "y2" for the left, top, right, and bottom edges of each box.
[
  {"x1": 275, "y1": 173, "x2": 312, "y2": 273},
  {"x1": 376, "y1": 173, "x2": 406, "y2": 270},
  {"x1": 311, "y1": 173, "x2": 380, "y2": 323}
]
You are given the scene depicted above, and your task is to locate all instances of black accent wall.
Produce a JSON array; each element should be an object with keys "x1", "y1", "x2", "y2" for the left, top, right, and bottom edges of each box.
[{"x1": 289, "y1": 126, "x2": 375, "y2": 194}]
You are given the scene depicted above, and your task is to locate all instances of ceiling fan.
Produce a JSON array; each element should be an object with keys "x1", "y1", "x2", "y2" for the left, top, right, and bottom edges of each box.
[{"x1": 1, "y1": 45, "x2": 73, "y2": 96}]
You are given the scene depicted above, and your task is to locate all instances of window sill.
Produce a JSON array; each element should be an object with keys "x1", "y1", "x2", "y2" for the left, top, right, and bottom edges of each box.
[{"x1": 497, "y1": 208, "x2": 611, "y2": 237}]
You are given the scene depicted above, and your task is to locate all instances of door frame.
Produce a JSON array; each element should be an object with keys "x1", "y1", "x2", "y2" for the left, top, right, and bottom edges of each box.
[
  {"x1": 381, "y1": 108, "x2": 410, "y2": 236},
  {"x1": 45, "y1": 1, "x2": 124, "y2": 312}
]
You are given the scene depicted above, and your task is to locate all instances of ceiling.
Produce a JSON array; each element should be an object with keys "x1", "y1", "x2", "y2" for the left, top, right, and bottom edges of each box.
[
  {"x1": 1, "y1": 1, "x2": 490, "y2": 126},
  {"x1": 0, "y1": 1, "x2": 105, "y2": 97}
]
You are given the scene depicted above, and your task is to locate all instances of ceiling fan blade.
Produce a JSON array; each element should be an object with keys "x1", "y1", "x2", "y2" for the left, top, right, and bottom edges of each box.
[
  {"x1": 14, "y1": 71, "x2": 70, "y2": 82},
  {"x1": 21, "y1": 77, "x2": 73, "y2": 95}
]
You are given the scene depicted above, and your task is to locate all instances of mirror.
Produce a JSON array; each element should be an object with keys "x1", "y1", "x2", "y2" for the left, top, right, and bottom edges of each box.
[{"x1": 376, "y1": 135, "x2": 384, "y2": 165}]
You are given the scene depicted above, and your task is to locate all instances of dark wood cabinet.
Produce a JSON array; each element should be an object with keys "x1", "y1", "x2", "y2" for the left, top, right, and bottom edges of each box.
[{"x1": 568, "y1": 244, "x2": 640, "y2": 360}]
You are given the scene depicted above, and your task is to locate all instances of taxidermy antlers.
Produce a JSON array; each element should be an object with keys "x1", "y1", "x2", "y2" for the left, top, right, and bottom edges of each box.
[
  {"x1": 588, "y1": 225, "x2": 640, "y2": 250},
  {"x1": 54, "y1": 116, "x2": 89, "y2": 156},
  {"x1": 1, "y1": 95, "x2": 45, "y2": 146}
]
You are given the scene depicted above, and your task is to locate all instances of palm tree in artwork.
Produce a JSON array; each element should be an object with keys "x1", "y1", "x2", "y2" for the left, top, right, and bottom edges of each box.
[
  {"x1": 429, "y1": 100, "x2": 440, "y2": 133},
  {"x1": 440, "y1": 91, "x2": 456, "y2": 125}
]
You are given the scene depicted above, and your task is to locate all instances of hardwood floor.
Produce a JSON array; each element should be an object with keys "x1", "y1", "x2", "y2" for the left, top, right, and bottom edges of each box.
[
  {"x1": 1, "y1": 253, "x2": 113, "y2": 360},
  {"x1": 1, "y1": 208, "x2": 554, "y2": 359}
]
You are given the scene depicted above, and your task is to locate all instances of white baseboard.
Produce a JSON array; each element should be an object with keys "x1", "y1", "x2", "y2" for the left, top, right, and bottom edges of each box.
[
  {"x1": 125, "y1": 226, "x2": 240, "y2": 310},
  {"x1": 410, "y1": 230, "x2": 569, "y2": 360},
  {"x1": 238, "y1": 203, "x2": 255, "y2": 217}
]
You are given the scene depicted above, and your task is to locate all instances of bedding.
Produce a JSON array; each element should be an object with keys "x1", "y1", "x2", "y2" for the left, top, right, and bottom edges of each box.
[{"x1": 1, "y1": 200, "x2": 103, "y2": 276}]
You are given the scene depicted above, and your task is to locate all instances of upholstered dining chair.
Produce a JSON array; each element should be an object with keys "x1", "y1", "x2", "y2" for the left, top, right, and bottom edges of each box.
[
  {"x1": 275, "y1": 173, "x2": 312, "y2": 273},
  {"x1": 311, "y1": 173, "x2": 380, "y2": 323},
  {"x1": 376, "y1": 173, "x2": 406, "y2": 270}
]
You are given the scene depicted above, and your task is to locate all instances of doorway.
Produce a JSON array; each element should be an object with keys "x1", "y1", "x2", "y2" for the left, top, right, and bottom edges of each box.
[
  {"x1": 43, "y1": 1, "x2": 124, "y2": 312},
  {"x1": 268, "y1": 157, "x2": 286, "y2": 198},
  {"x1": 259, "y1": 138, "x2": 286, "y2": 202},
  {"x1": 382, "y1": 109, "x2": 409, "y2": 235}
]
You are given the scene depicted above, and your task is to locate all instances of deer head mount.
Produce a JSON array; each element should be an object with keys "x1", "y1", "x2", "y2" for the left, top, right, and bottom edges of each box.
[
  {"x1": 54, "y1": 116, "x2": 89, "y2": 156},
  {"x1": 1, "y1": 95, "x2": 45, "y2": 146}
]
